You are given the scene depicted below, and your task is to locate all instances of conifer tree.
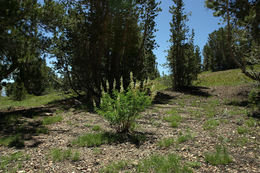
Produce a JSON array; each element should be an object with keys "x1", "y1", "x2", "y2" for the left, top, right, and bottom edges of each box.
[{"x1": 167, "y1": 0, "x2": 200, "y2": 89}]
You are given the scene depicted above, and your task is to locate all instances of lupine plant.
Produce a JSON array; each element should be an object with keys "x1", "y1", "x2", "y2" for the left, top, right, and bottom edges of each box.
[{"x1": 95, "y1": 72, "x2": 156, "y2": 133}]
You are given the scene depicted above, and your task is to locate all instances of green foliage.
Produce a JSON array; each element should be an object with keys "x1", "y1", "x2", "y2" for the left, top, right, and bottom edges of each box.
[
  {"x1": 100, "y1": 161, "x2": 128, "y2": 173},
  {"x1": 0, "y1": 152, "x2": 29, "y2": 172},
  {"x1": 205, "y1": 145, "x2": 233, "y2": 165},
  {"x1": 137, "y1": 154, "x2": 193, "y2": 173},
  {"x1": 52, "y1": 0, "x2": 161, "y2": 104},
  {"x1": 42, "y1": 115, "x2": 63, "y2": 125},
  {"x1": 49, "y1": 148, "x2": 80, "y2": 162},
  {"x1": 96, "y1": 74, "x2": 153, "y2": 133},
  {"x1": 157, "y1": 138, "x2": 175, "y2": 148},
  {"x1": 203, "y1": 119, "x2": 220, "y2": 130},
  {"x1": 203, "y1": 27, "x2": 238, "y2": 71}
]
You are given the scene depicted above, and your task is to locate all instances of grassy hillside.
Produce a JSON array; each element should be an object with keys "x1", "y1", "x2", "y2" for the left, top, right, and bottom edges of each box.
[
  {"x1": 194, "y1": 67, "x2": 259, "y2": 87},
  {"x1": 0, "y1": 93, "x2": 68, "y2": 110}
]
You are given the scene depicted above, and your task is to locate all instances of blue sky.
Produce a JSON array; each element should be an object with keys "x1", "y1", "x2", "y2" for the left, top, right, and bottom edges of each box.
[{"x1": 154, "y1": 0, "x2": 223, "y2": 75}]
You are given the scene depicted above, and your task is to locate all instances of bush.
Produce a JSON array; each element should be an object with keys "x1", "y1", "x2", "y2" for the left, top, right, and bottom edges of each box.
[{"x1": 95, "y1": 73, "x2": 155, "y2": 133}]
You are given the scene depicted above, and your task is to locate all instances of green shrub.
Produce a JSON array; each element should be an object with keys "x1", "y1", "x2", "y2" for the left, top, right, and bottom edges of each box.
[
  {"x1": 137, "y1": 154, "x2": 193, "y2": 173},
  {"x1": 95, "y1": 73, "x2": 154, "y2": 133},
  {"x1": 205, "y1": 145, "x2": 233, "y2": 165}
]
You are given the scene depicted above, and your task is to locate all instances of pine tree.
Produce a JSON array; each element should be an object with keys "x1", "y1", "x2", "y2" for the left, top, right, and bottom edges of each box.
[{"x1": 167, "y1": 0, "x2": 200, "y2": 89}]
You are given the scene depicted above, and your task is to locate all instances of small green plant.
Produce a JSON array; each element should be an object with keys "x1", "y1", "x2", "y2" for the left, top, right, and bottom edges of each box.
[
  {"x1": 95, "y1": 73, "x2": 154, "y2": 133},
  {"x1": 157, "y1": 138, "x2": 175, "y2": 148},
  {"x1": 84, "y1": 124, "x2": 91, "y2": 127},
  {"x1": 49, "y1": 148, "x2": 80, "y2": 162},
  {"x1": 237, "y1": 126, "x2": 249, "y2": 134},
  {"x1": 163, "y1": 115, "x2": 182, "y2": 128},
  {"x1": 100, "y1": 161, "x2": 128, "y2": 173},
  {"x1": 245, "y1": 118, "x2": 257, "y2": 127},
  {"x1": 177, "y1": 131, "x2": 193, "y2": 144},
  {"x1": 0, "y1": 134, "x2": 24, "y2": 148},
  {"x1": 92, "y1": 125, "x2": 102, "y2": 131},
  {"x1": 232, "y1": 137, "x2": 249, "y2": 147},
  {"x1": 72, "y1": 133, "x2": 107, "y2": 147},
  {"x1": 186, "y1": 161, "x2": 201, "y2": 169},
  {"x1": 0, "y1": 152, "x2": 29, "y2": 171},
  {"x1": 42, "y1": 115, "x2": 63, "y2": 125},
  {"x1": 92, "y1": 148, "x2": 102, "y2": 155},
  {"x1": 205, "y1": 145, "x2": 233, "y2": 165},
  {"x1": 203, "y1": 119, "x2": 220, "y2": 130},
  {"x1": 137, "y1": 154, "x2": 193, "y2": 173}
]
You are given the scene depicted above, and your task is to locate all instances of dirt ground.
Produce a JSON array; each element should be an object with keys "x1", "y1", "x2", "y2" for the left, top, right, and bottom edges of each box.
[{"x1": 0, "y1": 84, "x2": 259, "y2": 173}]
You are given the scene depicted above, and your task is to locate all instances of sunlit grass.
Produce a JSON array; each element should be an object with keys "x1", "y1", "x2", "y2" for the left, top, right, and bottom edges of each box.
[
  {"x1": 194, "y1": 66, "x2": 259, "y2": 87},
  {"x1": 0, "y1": 93, "x2": 69, "y2": 110}
]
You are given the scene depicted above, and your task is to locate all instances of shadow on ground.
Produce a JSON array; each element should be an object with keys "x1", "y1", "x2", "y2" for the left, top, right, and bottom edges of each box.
[
  {"x1": 177, "y1": 86, "x2": 212, "y2": 97},
  {"x1": 0, "y1": 114, "x2": 46, "y2": 148},
  {"x1": 152, "y1": 90, "x2": 176, "y2": 104}
]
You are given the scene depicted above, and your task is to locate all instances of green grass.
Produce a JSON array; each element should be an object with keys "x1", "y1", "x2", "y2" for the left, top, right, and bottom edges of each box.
[
  {"x1": 163, "y1": 115, "x2": 182, "y2": 128},
  {"x1": 92, "y1": 125, "x2": 102, "y2": 131},
  {"x1": 177, "y1": 132, "x2": 193, "y2": 144},
  {"x1": 0, "y1": 134, "x2": 24, "y2": 148},
  {"x1": 237, "y1": 126, "x2": 249, "y2": 134},
  {"x1": 42, "y1": 115, "x2": 63, "y2": 125},
  {"x1": 245, "y1": 118, "x2": 257, "y2": 127},
  {"x1": 186, "y1": 161, "x2": 201, "y2": 169},
  {"x1": 137, "y1": 154, "x2": 193, "y2": 173},
  {"x1": 157, "y1": 138, "x2": 175, "y2": 148},
  {"x1": 203, "y1": 119, "x2": 220, "y2": 130},
  {"x1": 194, "y1": 67, "x2": 258, "y2": 87},
  {"x1": 205, "y1": 145, "x2": 233, "y2": 165},
  {"x1": 232, "y1": 137, "x2": 249, "y2": 147},
  {"x1": 0, "y1": 93, "x2": 68, "y2": 110},
  {"x1": 0, "y1": 152, "x2": 29, "y2": 172},
  {"x1": 100, "y1": 161, "x2": 129, "y2": 173},
  {"x1": 49, "y1": 148, "x2": 80, "y2": 162}
]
